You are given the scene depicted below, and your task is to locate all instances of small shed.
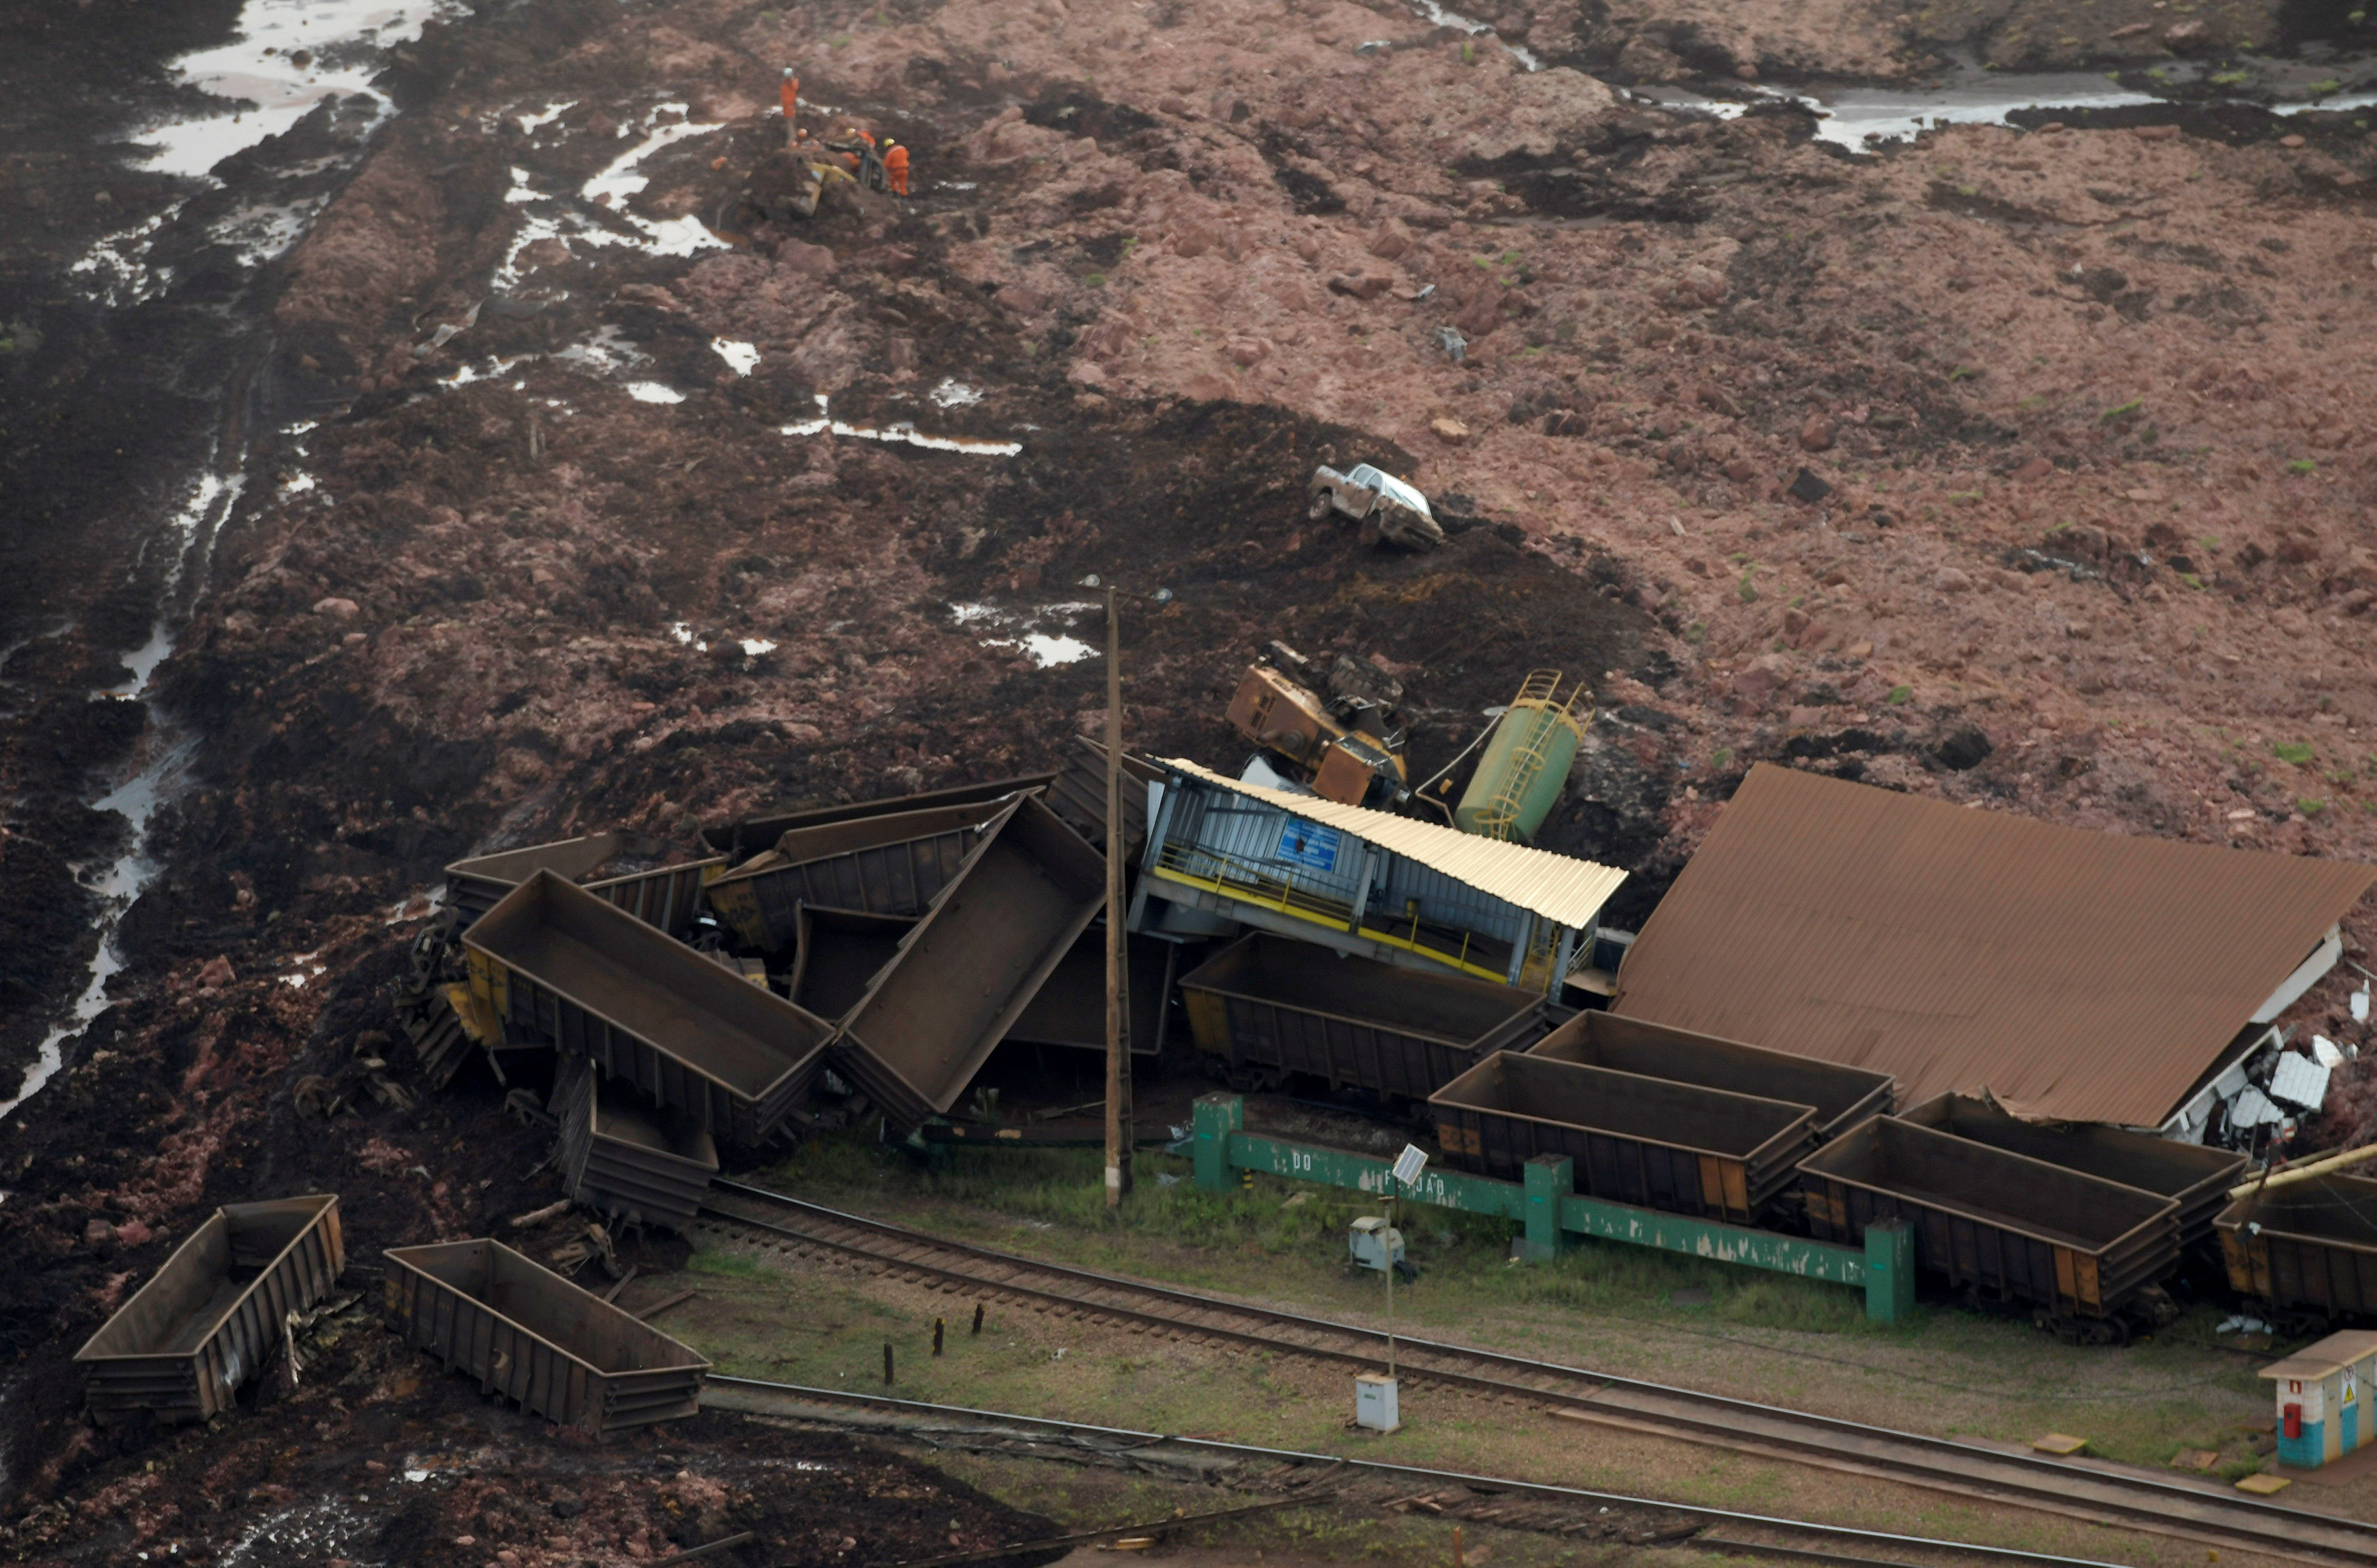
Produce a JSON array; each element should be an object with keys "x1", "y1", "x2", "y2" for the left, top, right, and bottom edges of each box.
[
  {"x1": 2262, "y1": 1330, "x2": 2377, "y2": 1470},
  {"x1": 1138, "y1": 759, "x2": 1625, "y2": 992}
]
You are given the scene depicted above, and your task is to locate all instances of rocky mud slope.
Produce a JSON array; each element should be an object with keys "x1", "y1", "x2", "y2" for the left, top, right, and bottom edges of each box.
[{"x1": 5, "y1": 0, "x2": 2377, "y2": 1557}]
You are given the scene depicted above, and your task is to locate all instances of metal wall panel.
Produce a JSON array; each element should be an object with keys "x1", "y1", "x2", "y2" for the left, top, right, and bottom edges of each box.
[{"x1": 77, "y1": 1196, "x2": 346, "y2": 1423}]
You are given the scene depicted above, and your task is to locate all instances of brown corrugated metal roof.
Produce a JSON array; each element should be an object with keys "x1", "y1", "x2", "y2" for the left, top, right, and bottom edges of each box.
[
  {"x1": 1612, "y1": 763, "x2": 2377, "y2": 1127},
  {"x1": 1159, "y1": 759, "x2": 1627, "y2": 929}
]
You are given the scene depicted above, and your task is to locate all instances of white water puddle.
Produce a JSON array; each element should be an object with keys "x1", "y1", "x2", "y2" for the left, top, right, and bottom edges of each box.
[
  {"x1": 782, "y1": 394, "x2": 1023, "y2": 456},
  {"x1": 137, "y1": 0, "x2": 457, "y2": 179},
  {"x1": 69, "y1": 206, "x2": 184, "y2": 308},
  {"x1": 1640, "y1": 75, "x2": 2377, "y2": 151},
  {"x1": 0, "y1": 735, "x2": 198, "y2": 1125},
  {"x1": 516, "y1": 99, "x2": 576, "y2": 135},
  {"x1": 948, "y1": 602, "x2": 1097, "y2": 668},
  {"x1": 1406, "y1": 0, "x2": 1541, "y2": 71},
  {"x1": 3, "y1": 461, "x2": 244, "y2": 1129},
  {"x1": 626, "y1": 381, "x2": 684, "y2": 403},
  {"x1": 928, "y1": 378, "x2": 981, "y2": 408},
  {"x1": 740, "y1": 637, "x2": 778, "y2": 656},
  {"x1": 713, "y1": 338, "x2": 761, "y2": 376},
  {"x1": 493, "y1": 103, "x2": 726, "y2": 291}
]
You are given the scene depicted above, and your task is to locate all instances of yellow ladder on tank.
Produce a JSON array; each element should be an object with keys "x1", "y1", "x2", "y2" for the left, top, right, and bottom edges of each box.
[{"x1": 1470, "y1": 670, "x2": 1593, "y2": 843}]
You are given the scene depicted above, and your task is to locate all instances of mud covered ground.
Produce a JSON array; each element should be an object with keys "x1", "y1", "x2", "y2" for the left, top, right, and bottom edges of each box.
[{"x1": 5, "y1": 0, "x2": 2377, "y2": 1558}]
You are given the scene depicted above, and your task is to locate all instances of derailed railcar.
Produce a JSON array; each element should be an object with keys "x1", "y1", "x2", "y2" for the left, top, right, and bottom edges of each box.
[
  {"x1": 788, "y1": 907, "x2": 914, "y2": 1023},
  {"x1": 465, "y1": 871, "x2": 831, "y2": 1150},
  {"x1": 554, "y1": 1059, "x2": 719, "y2": 1231},
  {"x1": 2218, "y1": 1173, "x2": 2377, "y2": 1324},
  {"x1": 1432, "y1": 1052, "x2": 1817, "y2": 1224},
  {"x1": 700, "y1": 772, "x2": 1058, "y2": 860},
  {"x1": 833, "y1": 797, "x2": 1105, "y2": 1131},
  {"x1": 383, "y1": 1239, "x2": 708, "y2": 1431},
  {"x1": 705, "y1": 798, "x2": 1012, "y2": 951},
  {"x1": 75, "y1": 1195, "x2": 345, "y2": 1423},
  {"x1": 445, "y1": 833, "x2": 625, "y2": 923},
  {"x1": 1904, "y1": 1093, "x2": 2245, "y2": 1258},
  {"x1": 1528, "y1": 1010, "x2": 1893, "y2": 1139},
  {"x1": 1179, "y1": 933, "x2": 1548, "y2": 1103},
  {"x1": 1799, "y1": 1116, "x2": 2179, "y2": 1331}
]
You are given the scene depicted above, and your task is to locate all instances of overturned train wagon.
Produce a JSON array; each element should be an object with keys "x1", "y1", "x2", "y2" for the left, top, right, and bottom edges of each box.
[
  {"x1": 1179, "y1": 933, "x2": 1548, "y2": 1103},
  {"x1": 834, "y1": 797, "x2": 1106, "y2": 1132},
  {"x1": 465, "y1": 870, "x2": 831, "y2": 1149},
  {"x1": 705, "y1": 798, "x2": 1013, "y2": 951},
  {"x1": 2218, "y1": 1173, "x2": 2377, "y2": 1321},
  {"x1": 1432, "y1": 1052, "x2": 1817, "y2": 1224},
  {"x1": 1799, "y1": 1116, "x2": 2179, "y2": 1322},
  {"x1": 1528, "y1": 1010, "x2": 1893, "y2": 1139},
  {"x1": 383, "y1": 1239, "x2": 709, "y2": 1432},
  {"x1": 75, "y1": 1195, "x2": 345, "y2": 1423},
  {"x1": 1903, "y1": 1093, "x2": 2246, "y2": 1257},
  {"x1": 555, "y1": 1060, "x2": 720, "y2": 1231}
]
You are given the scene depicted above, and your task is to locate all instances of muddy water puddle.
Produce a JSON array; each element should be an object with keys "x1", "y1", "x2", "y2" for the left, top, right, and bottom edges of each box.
[{"x1": 1639, "y1": 55, "x2": 2377, "y2": 150}]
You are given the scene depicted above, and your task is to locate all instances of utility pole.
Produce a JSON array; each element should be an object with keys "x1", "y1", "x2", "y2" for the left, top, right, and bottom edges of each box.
[
  {"x1": 1102, "y1": 579, "x2": 1132, "y2": 1208},
  {"x1": 1084, "y1": 576, "x2": 1168, "y2": 1209}
]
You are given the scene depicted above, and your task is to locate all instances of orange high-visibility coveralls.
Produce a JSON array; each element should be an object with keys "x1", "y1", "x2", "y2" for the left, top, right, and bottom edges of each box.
[
  {"x1": 884, "y1": 143, "x2": 910, "y2": 196},
  {"x1": 780, "y1": 69, "x2": 798, "y2": 120}
]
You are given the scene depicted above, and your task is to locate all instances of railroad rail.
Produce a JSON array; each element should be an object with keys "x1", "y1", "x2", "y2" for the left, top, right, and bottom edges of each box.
[
  {"x1": 703, "y1": 1372, "x2": 2127, "y2": 1568},
  {"x1": 696, "y1": 1179, "x2": 2377, "y2": 1567}
]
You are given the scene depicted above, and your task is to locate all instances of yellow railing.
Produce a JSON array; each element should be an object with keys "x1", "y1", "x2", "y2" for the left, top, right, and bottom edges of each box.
[
  {"x1": 1150, "y1": 842, "x2": 1510, "y2": 983},
  {"x1": 1471, "y1": 670, "x2": 1595, "y2": 842}
]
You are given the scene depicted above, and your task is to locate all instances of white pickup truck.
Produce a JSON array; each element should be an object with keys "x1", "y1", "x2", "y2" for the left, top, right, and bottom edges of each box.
[{"x1": 1307, "y1": 462, "x2": 1445, "y2": 550}]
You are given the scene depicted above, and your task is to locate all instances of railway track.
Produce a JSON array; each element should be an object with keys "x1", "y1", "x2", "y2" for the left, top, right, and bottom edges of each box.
[
  {"x1": 705, "y1": 1373, "x2": 2123, "y2": 1568},
  {"x1": 697, "y1": 1180, "x2": 2377, "y2": 1567}
]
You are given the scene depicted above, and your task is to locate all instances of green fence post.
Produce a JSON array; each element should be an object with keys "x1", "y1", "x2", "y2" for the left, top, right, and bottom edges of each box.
[
  {"x1": 1864, "y1": 1219, "x2": 1914, "y2": 1324},
  {"x1": 1192, "y1": 1093, "x2": 1243, "y2": 1192},
  {"x1": 1522, "y1": 1154, "x2": 1573, "y2": 1260}
]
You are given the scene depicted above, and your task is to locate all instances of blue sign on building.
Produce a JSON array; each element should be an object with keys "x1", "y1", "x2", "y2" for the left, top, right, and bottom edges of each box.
[{"x1": 1275, "y1": 819, "x2": 1340, "y2": 871}]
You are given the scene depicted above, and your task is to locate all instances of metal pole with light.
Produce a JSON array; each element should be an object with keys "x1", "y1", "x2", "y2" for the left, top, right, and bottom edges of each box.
[{"x1": 1081, "y1": 575, "x2": 1170, "y2": 1211}]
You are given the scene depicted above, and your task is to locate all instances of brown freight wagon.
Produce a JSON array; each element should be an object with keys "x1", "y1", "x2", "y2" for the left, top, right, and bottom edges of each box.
[
  {"x1": 700, "y1": 772, "x2": 1059, "y2": 859},
  {"x1": 834, "y1": 797, "x2": 1106, "y2": 1131},
  {"x1": 554, "y1": 1060, "x2": 719, "y2": 1231},
  {"x1": 465, "y1": 871, "x2": 831, "y2": 1150},
  {"x1": 445, "y1": 832, "x2": 721, "y2": 938},
  {"x1": 383, "y1": 1239, "x2": 708, "y2": 1432},
  {"x1": 788, "y1": 907, "x2": 914, "y2": 1022},
  {"x1": 1432, "y1": 1053, "x2": 1817, "y2": 1224},
  {"x1": 2218, "y1": 1173, "x2": 2377, "y2": 1323},
  {"x1": 705, "y1": 798, "x2": 1015, "y2": 951},
  {"x1": 1799, "y1": 1116, "x2": 2179, "y2": 1326},
  {"x1": 581, "y1": 858, "x2": 724, "y2": 940},
  {"x1": 1904, "y1": 1093, "x2": 2245, "y2": 1257},
  {"x1": 1004, "y1": 930, "x2": 1177, "y2": 1056},
  {"x1": 446, "y1": 833, "x2": 625, "y2": 922},
  {"x1": 75, "y1": 1195, "x2": 344, "y2": 1423},
  {"x1": 1042, "y1": 736, "x2": 1161, "y2": 855},
  {"x1": 1529, "y1": 1011, "x2": 1893, "y2": 1138},
  {"x1": 1178, "y1": 933, "x2": 1548, "y2": 1103}
]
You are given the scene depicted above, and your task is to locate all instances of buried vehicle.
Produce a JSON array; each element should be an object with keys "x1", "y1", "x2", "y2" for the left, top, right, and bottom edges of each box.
[{"x1": 1307, "y1": 462, "x2": 1444, "y2": 550}]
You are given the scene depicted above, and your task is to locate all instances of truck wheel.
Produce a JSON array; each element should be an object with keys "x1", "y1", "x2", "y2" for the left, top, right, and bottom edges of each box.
[{"x1": 1307, "y1": 490, "x2": 1335, "y2": 521}]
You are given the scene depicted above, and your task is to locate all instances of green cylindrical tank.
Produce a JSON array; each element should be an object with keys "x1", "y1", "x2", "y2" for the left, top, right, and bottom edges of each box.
[{"x1": 1454, "y1": 672, "x2": 1591, "y2": 843}]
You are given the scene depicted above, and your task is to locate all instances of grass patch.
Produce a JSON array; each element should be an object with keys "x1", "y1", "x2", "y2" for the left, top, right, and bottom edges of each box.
[
  {"x1": 2300, "y1": 798, "x2": 2328, "y2": 816},
  {"x1": 1888, "y1": 685, "x2": 1912, "y2": 704},
  {"x1": 2272, "y1": 741, "x2": 2316, "y2": 765},
  {"x1": 2289, "y1": 457, "x2": 2318, "y2": 474},
  {"x1": 2099, "y1": 398, "x2": 2143, "y2": 423}
]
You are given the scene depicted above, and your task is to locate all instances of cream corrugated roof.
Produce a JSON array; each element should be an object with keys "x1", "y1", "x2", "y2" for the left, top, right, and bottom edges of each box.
[{"x1": 1159, "y1": 758, "x2": 1627, "y2": 928}]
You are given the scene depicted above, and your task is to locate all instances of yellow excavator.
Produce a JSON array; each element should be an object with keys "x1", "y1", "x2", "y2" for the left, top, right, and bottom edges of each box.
[{"x1": 1224, "y1": 649, "x2": 1410, "y2": 808}]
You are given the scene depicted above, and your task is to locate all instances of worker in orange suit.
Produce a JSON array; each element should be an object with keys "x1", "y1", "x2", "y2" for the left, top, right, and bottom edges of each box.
[
  {"x1": 779, "y1": 67, "x2": 798, "y2": 145},
  {"x1": 884, "y1": 139, "x2": 909, "y2": 196}
]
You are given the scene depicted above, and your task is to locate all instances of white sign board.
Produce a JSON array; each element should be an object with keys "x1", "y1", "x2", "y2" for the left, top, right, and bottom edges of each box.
[{"x1": 1392, "y1": 1144, "x2": 1429, "y2": 1188}]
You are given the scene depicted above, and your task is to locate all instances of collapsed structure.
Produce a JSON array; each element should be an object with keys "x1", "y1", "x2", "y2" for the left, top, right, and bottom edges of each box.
[{"x1": 1610, "y1": 763, "x2": 2377, "y2": 1139}]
